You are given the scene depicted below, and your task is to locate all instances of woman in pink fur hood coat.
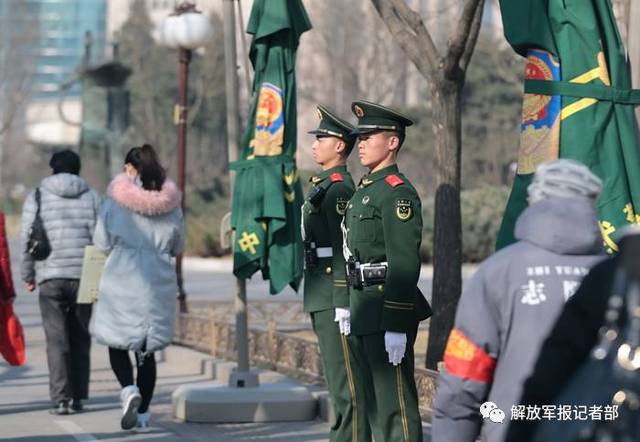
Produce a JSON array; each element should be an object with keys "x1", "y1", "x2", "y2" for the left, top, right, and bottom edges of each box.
[{"x1": 91, "y1": 145, "x2": 183, "y2": 430}]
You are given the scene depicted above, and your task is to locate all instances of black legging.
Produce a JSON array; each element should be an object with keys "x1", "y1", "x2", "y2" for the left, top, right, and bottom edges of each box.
[{"x1": 108, "y1": 347, "x2": 156, "y2": 413}]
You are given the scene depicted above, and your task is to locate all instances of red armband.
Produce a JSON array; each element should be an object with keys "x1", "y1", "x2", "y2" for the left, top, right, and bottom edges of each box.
[{"x1": 443, "y1": 328, "x2": 497, "y2": 384}]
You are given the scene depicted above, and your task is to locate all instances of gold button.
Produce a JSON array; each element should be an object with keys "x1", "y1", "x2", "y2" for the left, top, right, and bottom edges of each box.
[
  {"x1": 326, "y1": 267, "x2": 332, "y2": 274},
  {"x1": 378, "y1": 285, "x2": 384, "y2": 292}
]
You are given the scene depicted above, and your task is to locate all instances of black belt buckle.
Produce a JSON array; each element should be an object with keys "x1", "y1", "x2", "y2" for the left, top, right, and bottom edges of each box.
[{"x1": 361, "y1": 263, "x2": 387, "y2": 287}]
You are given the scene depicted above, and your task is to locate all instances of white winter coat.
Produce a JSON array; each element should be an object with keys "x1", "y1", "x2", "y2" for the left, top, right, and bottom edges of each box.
[{"x1": 92, "y1": 174, "x2": 184, "y2": 353}]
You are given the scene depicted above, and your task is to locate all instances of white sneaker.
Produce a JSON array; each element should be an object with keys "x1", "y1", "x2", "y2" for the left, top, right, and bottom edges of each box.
[
  {"x1": 134, "y1": 411, "x2": 151, "y2": 433},
  {"x1": 120, "y1": 385, "x2": 142, "y2": 430}
]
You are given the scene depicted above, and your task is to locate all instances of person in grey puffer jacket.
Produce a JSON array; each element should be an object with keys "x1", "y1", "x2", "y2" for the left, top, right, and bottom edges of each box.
[
  {"x1": 431, "y1": 159, "x2": 605, "y2": 442},
  {"x1": 20, "y1": 150, "x2": 100, "y2": 415},
  {"x1": 92, "y1": 144, "x2": 184, "y2": 432}
]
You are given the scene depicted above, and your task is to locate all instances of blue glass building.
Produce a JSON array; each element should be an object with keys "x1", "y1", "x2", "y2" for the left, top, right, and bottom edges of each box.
[{"x1": 1, "y1": 0, "x2": 107, "y2": 99}]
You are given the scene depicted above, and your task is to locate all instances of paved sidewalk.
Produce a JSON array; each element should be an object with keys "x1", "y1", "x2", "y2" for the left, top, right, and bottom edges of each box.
[{"x1": 1, "y1": 292, "x2": 332, "y2": 441}]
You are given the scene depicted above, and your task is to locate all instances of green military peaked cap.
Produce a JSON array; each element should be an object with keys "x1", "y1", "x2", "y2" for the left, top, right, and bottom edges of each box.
[
  {"x1": 308, "y1": 104, "x2": 357, "y2": 151},
  {"x1": 350, "y1": 100, "x2": 414, "y2": 135}
]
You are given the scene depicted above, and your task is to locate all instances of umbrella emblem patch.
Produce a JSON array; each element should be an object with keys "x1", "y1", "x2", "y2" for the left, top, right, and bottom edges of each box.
[{"x1": 254, "y1": 82, "x2": 284, "y2": 156}]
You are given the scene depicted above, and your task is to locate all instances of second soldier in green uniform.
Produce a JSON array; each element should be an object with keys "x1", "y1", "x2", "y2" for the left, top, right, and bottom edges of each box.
[
  {"x1": 343, "y1": 100, "x2": 432, "y2": 442},
  {"x1": 302, "y1": 105, "x2": 371, "y2": 442}
]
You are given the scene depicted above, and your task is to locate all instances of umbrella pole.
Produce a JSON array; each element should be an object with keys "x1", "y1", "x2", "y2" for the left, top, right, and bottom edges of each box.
[{"x1": 224, "y1": 0, "x2": 258, "y2": 388}]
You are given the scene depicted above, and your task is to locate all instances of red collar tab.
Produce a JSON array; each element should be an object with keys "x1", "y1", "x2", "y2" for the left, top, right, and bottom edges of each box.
[
  {"x1": 330, "y1": 172, "x2": 344, "y2": 183},
  {"x1": 385, "y1": 175, "x2": 404, "y2": 187}
]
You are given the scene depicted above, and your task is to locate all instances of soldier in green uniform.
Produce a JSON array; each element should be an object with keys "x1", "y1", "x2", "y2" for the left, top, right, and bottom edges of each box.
[
  {"x1": 343, "y1": 100, "x2": 432, "y2": 442},
  {"x1": 302, "y1": 104, "x2": 371, "y2": 442}
]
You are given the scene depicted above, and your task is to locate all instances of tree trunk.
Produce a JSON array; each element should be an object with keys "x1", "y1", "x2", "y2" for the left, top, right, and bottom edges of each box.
[{"x1": 426, "y1": 75, "x2": 463, "y2": 370}]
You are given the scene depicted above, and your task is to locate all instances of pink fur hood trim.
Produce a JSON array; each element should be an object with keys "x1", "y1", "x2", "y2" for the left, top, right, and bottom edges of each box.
[{"x1": 108, "y1": 174, "x2": 181, "y2": 215}]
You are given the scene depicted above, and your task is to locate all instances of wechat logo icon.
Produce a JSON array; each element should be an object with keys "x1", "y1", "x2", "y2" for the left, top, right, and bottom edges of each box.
[{"x1": 480, "y1": 401, "x2": 506, "y2": 424}]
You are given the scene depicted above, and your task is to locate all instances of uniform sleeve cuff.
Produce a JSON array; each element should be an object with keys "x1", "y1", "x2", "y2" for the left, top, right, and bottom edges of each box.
[{"x1": 380, "y1": 302, "x2": 415, "y2": 333}]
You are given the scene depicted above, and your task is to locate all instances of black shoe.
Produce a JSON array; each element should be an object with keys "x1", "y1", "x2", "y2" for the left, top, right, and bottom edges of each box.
[
  {"x1": 71, "y1": 399, "x2": 83, "y2": 413},
  {"x1": 49, "y1": 400, "x2": 70, "y2": 415}
]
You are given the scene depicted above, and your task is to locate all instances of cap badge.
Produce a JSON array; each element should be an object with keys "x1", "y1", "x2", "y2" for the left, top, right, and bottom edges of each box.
[
  {"x1": 316, "y1": 108, "x2": 323, "y2": 121},
  {"x1": 354, "y1": 105, "x2": 365, "y2": 118}
]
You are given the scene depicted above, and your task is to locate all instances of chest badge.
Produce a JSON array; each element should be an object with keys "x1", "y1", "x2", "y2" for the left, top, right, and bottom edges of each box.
[
  {"x1": 362, "y1": 196, "x2": 370, "y2": 205},
  {"x1": 396, "y1": 199, "x2": 413, "y2": 221}
]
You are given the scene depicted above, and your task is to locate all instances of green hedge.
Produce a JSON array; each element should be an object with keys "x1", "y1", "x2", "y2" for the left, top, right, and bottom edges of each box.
[{"x1": 421, "y1": 186, "x2": 510, "y2": 263}]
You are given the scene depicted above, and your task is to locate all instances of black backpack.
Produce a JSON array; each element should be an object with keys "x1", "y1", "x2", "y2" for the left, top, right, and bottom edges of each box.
[
  {"x1": 532, "y1": 269, "x2": 640, "y2": 442},
  {"x1": 26, "y1": 188, "x2": 51, "y2": 261}
]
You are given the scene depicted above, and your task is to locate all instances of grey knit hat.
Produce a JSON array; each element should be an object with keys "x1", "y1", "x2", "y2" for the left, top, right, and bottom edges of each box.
[{"x1": 528, "y1": 159, "x2": 603, "y2": 204}]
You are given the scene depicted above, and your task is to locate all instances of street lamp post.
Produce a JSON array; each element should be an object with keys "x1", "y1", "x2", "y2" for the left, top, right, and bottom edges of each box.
[{"x1": 156, "y1": 2, "x2": 212, "y2": 312}]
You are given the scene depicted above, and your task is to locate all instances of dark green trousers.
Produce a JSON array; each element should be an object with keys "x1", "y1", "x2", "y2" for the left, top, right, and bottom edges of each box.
[
  {"x1": 349, "y1": 325, "x2": 422, "y2": 442},
  {"x1": 312, "y1": 309, "x2": 372, "y2": 442}
]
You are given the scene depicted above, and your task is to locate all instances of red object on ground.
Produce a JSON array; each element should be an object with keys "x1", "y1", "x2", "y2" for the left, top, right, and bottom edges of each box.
[
  {"x1": 0, "y1": 303, "x2": 25, "y2": 366},
  {"x1": 0, "y1": 211, "x2": 25, "y2": 366},
  {"x1": 0, "y1": 213, "x2": 16, "y2": 302}
]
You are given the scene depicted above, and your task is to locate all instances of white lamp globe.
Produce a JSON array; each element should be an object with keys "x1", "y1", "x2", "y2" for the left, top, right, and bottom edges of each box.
[
  {"x1": 156, "y1": 15, "x2": 181, "y2": 49},
  {"x1": 173, "y1": 12, "x2": 213, "y2": 50}
]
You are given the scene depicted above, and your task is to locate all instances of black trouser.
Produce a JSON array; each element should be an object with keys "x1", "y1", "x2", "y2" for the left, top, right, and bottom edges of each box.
[
  {"x1": 108, "y1": 347, "x2": 156, "y2": 413},
  {"x1": 38, "y1": 279, "x2": 92, "y2": 405}
]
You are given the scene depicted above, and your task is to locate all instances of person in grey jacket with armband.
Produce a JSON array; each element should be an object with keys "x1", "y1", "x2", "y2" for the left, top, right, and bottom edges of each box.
[{"x1": 431, "y1": 159, "x2": 606, "y2": 442}]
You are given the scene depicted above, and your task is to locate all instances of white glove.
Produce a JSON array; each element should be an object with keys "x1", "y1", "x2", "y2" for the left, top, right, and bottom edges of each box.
[
  {"x1": 334, "y1": 307, "x2": 351, "y2": 336},
  {"x1": 385, "y1": 332, "x2": 407, "y2": 366}
]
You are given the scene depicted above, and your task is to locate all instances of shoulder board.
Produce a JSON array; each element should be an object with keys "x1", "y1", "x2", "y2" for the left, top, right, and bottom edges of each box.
[
  {"x1": 385, "y1": 175, "x2": 404, "y2": 188},
  {"x1": 330, "y1": 172, "x2": 344, "y2": 183}
]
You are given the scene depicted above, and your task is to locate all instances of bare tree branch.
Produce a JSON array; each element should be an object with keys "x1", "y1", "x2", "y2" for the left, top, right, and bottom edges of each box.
[
  {"x1": 460, "y1": 0, "x2": 485, "y2": 72},
  {"x1": 370, "y1": 0, "x2": 439, "y2": 79},
  {"x1": 444, "y1": 0, "x2": 484, "y2": 76},
  {"x1": 387, "y1": 0, "x2": 440, "y2": 63}
]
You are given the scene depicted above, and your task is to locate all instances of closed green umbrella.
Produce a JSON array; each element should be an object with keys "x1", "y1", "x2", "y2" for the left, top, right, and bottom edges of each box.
[
  {"x1": 497, "y1": 0, "x2": 640, "y2": 253},
  {"x1": 230, "y1": 0, "x2": 311, "y2": 294}
]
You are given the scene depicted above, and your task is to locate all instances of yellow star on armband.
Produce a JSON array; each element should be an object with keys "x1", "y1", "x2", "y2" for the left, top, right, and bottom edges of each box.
[{"x1": 599, "y1": 221, "x2": 619, "y2": 254}]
